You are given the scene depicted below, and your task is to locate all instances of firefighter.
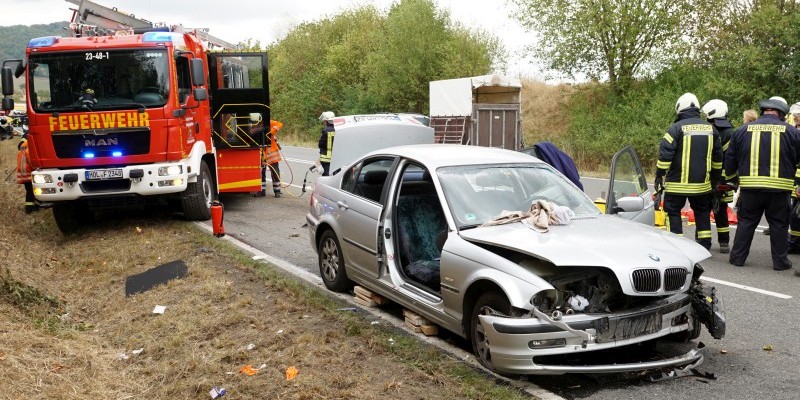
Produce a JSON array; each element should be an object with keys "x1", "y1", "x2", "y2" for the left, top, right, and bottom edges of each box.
[
  {"x1": 655, "y1": 93, "x2": 722, "y2": 250},
  {"x1": 318, "y1": 111, "x2": 336, "y2": 176},
  {"x1": 726, "y1": 97, "x2": 800, "y2": 270},
  {"x1": 702, "y1": 99, "x2": 735, "y2": 253},
  {"x1": 262, "y1": 119, "x2": 284, "y2": 198},
  {"x1": 79, "y1": 88, "x2": 97, "y2": 106},
  {"x1": 788, "y1": 102, "x2": 800, "y2": 253},
  {"x1": 16, "y1": 132, "x2": 37, "y2": 214}
]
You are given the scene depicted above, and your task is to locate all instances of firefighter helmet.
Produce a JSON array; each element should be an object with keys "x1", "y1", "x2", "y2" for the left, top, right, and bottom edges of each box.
[
  {"x1": 249, "y1": 113, "x2": 262, "y2": 123},
  {"x1": 790, "y1": 102, "x2": 800, "y2": 115},
  {"x1": 84, "y1": 88, "x2": 95, "y2": 95},
  {"x1": 759, "y1": 96, "x2": 789, "y2": 116},
  {"x1": 702, "y1": 99, "x2": 728, "y2": 119},
  {"x1": 675, "y1": 93, "x2": 699, "y2": 113},
  {"x1": 319, "y1": 111, "x2": 335, "y2": 122}
]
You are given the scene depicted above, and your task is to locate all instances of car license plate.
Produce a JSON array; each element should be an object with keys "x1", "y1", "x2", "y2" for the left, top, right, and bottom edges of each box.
[
  {"x1": 86, "y1": 168, "x2": 123, "y2": 180},
  {"x1": 594, "y1": 309, "x2": 663, "y2": 343}
]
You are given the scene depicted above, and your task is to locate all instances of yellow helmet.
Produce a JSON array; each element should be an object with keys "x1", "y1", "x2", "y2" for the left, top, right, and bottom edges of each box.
[{"x1": 84, "y1": 88, "x2": 95, "y2": 95}]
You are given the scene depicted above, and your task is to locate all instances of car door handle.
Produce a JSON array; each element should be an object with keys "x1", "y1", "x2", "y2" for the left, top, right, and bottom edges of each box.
[
  {"x1": 336, "y1": 201, "x2": 349, "y2": 210},
  {"x1": 384, "y1": 227, "x2": 391, "y2": 239}
]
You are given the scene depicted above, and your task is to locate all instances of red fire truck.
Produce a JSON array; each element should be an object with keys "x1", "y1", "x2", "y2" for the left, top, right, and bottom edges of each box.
[{"x1": 0, "y1": 0, "x2": 271, "y2": 233}]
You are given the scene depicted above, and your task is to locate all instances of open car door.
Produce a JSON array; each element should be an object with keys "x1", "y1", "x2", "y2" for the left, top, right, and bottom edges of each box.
[{"x1": 605, "y1": 145, "x2": 654, "y2": 225}]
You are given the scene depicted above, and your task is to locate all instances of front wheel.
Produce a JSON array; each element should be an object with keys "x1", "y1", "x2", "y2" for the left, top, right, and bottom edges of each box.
[
  {"x1": 470, "y1": 292, "x2": 510, "y2": 371},
  {"x1": 318, "y1": 230, "x2": 352, "y2": 292},
  {"x1": 52, "y1": 201, "x2": 94, "y2": 234},
  {"x1": 182, "y1": 160, "x2": 213, "y2": 220}
]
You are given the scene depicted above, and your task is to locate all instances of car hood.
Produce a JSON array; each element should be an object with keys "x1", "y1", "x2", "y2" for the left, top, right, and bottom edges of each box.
[{"x1": 458, "y1": 215, "x2": 710, "y2": 268}]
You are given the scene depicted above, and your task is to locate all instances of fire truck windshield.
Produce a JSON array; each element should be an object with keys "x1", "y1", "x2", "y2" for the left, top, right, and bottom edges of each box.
[{"x1": 29, "y1": 49, "x2": 170, "y2": 113}]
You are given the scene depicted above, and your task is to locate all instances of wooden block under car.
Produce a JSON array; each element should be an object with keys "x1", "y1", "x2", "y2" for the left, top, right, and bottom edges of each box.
[
  {"x1": 420, "y1": 324, "x2": 439, "y2": 336},
  {"x1": 354, "y1": 296, "x2": 378, "y2": 307},
  {"x1": 354, "y1": 285, "x2": 389, "y2": 305},
  {"x1": 403, "y1": 309, "x2": 429, "y2": 326},
  {"x1": 404, "y1": 319, "x2": 422, "y2": 333}
]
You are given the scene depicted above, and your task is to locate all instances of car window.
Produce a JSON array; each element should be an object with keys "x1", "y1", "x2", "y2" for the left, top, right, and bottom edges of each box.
[
  {"x1": 342, "y1": 158, "x2": 395, "y2": 202},
  {"x1": 438, "y1": 164, "x2": 599, "y2": 229}
]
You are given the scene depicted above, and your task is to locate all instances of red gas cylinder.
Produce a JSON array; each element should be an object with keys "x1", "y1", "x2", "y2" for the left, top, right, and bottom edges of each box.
[{"x1": 211, "y1": 200, "x2": 225, "y2": 237}]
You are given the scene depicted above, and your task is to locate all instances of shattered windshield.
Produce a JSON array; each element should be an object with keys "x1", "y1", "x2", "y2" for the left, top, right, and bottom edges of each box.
[
  {"x1": 438, "y1": 164, "x2": 599, "y2": 229},
  {"x1": 29, "y1": 49, "x2": 170, "y2": 112}
]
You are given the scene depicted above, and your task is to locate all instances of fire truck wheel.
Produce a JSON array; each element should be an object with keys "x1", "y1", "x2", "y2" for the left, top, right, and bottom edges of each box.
[
  {"x1": 182, "y1": 160, "x2": 213, "y2": 220},
  {"x1": 52, "y1": 201, "x2": 94, "y2": 234}
]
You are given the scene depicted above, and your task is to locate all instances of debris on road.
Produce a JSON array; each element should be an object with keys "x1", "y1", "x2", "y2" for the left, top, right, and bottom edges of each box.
[
  {"x1": 209, "y1": 386, "x2": 226, "y2": 398},
  {"x1": 125, "y1": 260, "x2": 188, "y2": 296},
  {"x1": 152, "y1": 305, "x2": 166, "y2": 314},
  {"x1": 286, "y1": 366, "x2": 299, "y2": 380},
  {"x1": 763, "y1": 344, "x2": 773, "y2": 351}
]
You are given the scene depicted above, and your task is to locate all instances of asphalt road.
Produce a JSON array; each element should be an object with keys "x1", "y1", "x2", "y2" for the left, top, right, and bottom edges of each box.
[{"x1": 212, "y1": 146, "x2": 800, "y2": 400}]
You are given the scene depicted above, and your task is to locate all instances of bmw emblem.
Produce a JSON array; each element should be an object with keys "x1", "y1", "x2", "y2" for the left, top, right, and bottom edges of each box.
[{"x1": 649, "y1": 254, "x2": 661, "y2": 262}]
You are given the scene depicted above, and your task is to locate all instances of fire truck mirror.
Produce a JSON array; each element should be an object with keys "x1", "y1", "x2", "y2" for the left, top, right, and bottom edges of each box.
[
  {"x1": 193, "y1": 88, "x2": 208, "y2": 101},
  {"x1": 14, "y1": 59, "x2": 26, "y2": 79},
  {"x1": 190, "y1": 59, "x2": 205, "y2": 86},
  {"x1": 1, "y1": 97, "x2": 13, "y2": 112},
  {"x1": 1, "y1": 67, "x2": 13, "y2": 96}
]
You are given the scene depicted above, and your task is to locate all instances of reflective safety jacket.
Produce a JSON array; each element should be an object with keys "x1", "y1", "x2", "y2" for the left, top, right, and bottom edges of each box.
[
  {"x1": 657, "y1": 108, "x2": 723, "y2": 195},
  {"x1": 262, "y1": 120, "x2": 283, "y2": 166},
  {"x1": 318, "y1": 124, "x2": 335, "y2": 163},
  {"x1": 725, "y1": 114, "x2": 800, "y2": 192},
  {"x1": 16, "y1": 136, "x2": 32, "y2": 184},
  {"x1": 710, "y1": 117, "x2": 736, "y2": 202}
]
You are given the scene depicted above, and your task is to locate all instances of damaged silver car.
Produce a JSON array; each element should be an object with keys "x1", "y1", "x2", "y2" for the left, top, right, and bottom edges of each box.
[{"x1": 306, "y1": 144, "x2": 725, "y2": 375}]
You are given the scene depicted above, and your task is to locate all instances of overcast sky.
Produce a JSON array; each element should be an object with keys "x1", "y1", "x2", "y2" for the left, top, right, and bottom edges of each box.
[{"x1": 0, "y1": 0, "x2": 538, "y2": 78}]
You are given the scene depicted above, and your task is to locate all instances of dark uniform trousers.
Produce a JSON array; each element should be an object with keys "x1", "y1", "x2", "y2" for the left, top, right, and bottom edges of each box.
[
  {"x1": 664, "y1": 193, "x2": 712, "y2": 249},
  {"x1": 789, "y1": 197, "x2": 800, "y2": 252},
  {"x1": 712, "y1": 195, "x2": 731, "y2": 244},
  {"x1": 730, "y1": 189, "x2": 791, "y2": 268}
]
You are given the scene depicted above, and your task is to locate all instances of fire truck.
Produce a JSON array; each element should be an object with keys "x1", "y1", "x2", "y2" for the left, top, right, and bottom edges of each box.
[{"x1": 0, "y1": 0, "x2": 271, "y2": 233}]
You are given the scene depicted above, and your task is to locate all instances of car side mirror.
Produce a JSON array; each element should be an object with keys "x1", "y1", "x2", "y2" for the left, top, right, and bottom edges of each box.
[{"x1": 614, "y1": 196, "x2": 645, "y2": 213}]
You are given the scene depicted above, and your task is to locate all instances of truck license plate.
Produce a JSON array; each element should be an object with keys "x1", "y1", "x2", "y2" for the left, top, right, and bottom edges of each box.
[{"x1": 86, "y1": 169, "x2": 123, "y2": 180}]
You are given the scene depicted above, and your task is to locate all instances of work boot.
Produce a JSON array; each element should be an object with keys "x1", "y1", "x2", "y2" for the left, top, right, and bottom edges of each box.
[
  {"x1": 788, "y1": 246, "x2": 800, "y2": 255},
  {"x1": 774, "y1": 260, "x2": 792, "y2": 271},
  {"x1": 274, "y1": 190, "x2": 281, "y2": 198},
  {"x1": 719, "y1": 243, "x2": 730, "y2": 254},
  {"x1": 254, "y1": 190, "x2": 266, "y2": 198}
]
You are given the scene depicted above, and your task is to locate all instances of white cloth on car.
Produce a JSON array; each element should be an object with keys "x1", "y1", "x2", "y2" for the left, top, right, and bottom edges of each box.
[{"x1": 481, "y1": 200, "x2": 574, "y2": 233}]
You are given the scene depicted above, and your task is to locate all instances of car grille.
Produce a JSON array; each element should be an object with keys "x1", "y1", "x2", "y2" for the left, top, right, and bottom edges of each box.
[
  {"x1": 632, "y1": 269, "x2": 660, "y2": 292},
  {"x1": 664, "y1": 268, "x2": 688, "y2": 291}
]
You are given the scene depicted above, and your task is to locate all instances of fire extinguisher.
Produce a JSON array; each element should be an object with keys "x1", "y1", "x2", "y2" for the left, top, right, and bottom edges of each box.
[{"x1": 211, "y1": 200, "x2": 225, "y2": 237}]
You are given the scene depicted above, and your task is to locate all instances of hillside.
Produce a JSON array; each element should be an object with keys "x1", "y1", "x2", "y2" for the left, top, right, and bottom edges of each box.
[{"x1": 0, "y1": 22, "x2": 68, "y2": 61}]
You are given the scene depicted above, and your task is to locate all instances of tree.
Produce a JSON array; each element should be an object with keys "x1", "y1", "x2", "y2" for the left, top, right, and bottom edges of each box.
[{"x1": 510, "y1": 0, "x2": 714, "y2": 94}]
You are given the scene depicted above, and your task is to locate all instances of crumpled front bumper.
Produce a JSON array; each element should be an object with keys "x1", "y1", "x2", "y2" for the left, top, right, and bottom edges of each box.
[{"x1": 479, "y1": 292, "x2": 704, "y2": 375}]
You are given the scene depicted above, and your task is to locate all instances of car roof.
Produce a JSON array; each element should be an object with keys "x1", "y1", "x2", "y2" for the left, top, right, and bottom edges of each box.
[{"x1": 363, "y1": 144, "x2": 544, "y2": 170}]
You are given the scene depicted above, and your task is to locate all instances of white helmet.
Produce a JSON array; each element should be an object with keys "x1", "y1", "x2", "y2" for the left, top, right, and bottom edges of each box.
[
  {"x1": 675, "y1": 93, "x2": 699, "y2": 113},
  {"x1": 702, "y1": 99, "x2": 728, "y2": 119},
  {"x1": 770, "y1": 96, "x2": 788, "y2": 106},
  {"x1": 249, "y1": 112, "x2": 262, "y2": 123},
  {"x1": 790, "y1": 102, "x2": 800, "y2": 115},
  {"x1": 319, "y1": 111, "x2": 335, "y2": 122}
]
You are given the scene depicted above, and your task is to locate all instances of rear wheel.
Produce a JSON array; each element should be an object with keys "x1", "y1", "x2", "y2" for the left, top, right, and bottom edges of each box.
[
  {"x1": 318, "y1": 230, "x2": 352, "y2": 292},
  {"x1": 182, "y1": 160, "x2": 213, "y2": 220},
  {"x1": 52, "y1": 201, "x2": 94, "y2": 234},
  {"x1": 470, "y1": 292, "x2": 511, "y2": 371}
]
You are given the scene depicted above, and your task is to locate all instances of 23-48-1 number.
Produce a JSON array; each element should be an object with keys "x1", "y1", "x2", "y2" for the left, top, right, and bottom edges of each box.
[{"x1": 85, "y1": 52, "x2": 109, "y2": 60}]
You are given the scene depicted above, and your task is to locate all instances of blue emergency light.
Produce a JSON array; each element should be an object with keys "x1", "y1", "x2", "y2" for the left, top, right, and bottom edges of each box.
[
  {"x1": 83, "y1": 153, "x2": 95, "y2": 159},
  {"x1": 28, "y1": 36, "x2": 58, "y2": 48}
]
